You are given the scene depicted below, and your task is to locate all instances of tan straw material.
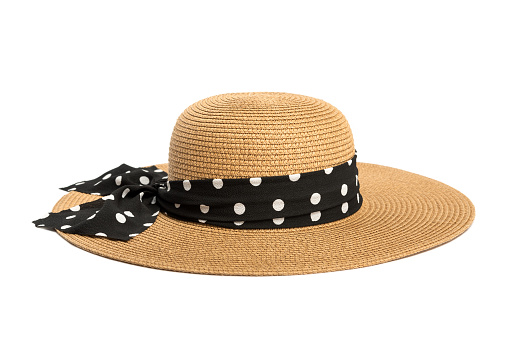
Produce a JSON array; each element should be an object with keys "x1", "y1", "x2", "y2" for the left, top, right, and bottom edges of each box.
[{"x1": 53, "y1": 92, "x2": 474, "y2": 275}]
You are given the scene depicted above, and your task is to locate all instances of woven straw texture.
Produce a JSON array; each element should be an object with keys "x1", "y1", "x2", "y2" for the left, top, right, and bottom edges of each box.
[{"x1": 53, "y1": 92, "x2": 474, "y2": 275}]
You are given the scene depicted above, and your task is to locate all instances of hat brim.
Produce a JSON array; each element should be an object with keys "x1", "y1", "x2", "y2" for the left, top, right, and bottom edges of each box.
[{"x1": 52, "y1": 162, "x2": 474, "y2": 275}]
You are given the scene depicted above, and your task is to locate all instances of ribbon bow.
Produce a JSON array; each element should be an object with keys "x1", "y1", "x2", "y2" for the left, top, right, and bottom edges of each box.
[
  {"x1": 34, "y1": 153, "x2": 362, "y2": 241},
  {"x1": 33, "y1": 164, "x2": 168, "y2": 241}
]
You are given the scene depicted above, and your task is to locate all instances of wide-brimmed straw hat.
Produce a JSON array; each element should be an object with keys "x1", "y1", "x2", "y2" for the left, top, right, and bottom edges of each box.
[{"x1": 33, "y1": 92, "x2": 475, "y2": 275}]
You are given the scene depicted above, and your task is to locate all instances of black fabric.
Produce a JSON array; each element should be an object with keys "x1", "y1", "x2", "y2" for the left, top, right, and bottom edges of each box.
[
  {"x1": 33, "y1": 154, "x2": 362, "y2": 241},
  {"x1": 33, "y1": 165, "x2": 165, "y2": 240}
]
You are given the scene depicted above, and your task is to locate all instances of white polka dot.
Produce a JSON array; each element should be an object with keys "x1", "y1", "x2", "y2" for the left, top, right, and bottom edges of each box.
[
  {"x1": 310, "y1": 193, "x2": 321, "y2": 205},
  {"x1": 70, "y1": 205, "x2": 80, "y2": 212},
  {"x1": 347, "y1": 159, "x2": 352, "y2": 166},
  {"x1": 140, "y1": 176, "x2": 150, "y2": 185},
  {"x1": 91, "y1": 192, "x2": 101, "y2": 195},
  {"x1": 167, "y1": 182, "x2": 171, "y2": 191},
  {"x1": 139, "y1": 192, "x2": 144, "y2": 202},
  {"x1": 75, "y1": 182, "x2": 85, "y2": 185},
  {"x1": 341, "y1": 202, "x2": 349, "y2": 214},
  {"x1": 154, "y1": 169, "x2": 164, "y2": 172},
  {"x1": 95, "y1": 232, "x2": 107, "y2": 237},
  {"x1": 234, "y1": 221, "x2": 244, "y2": 226},
  {"x1": 65, "y1": 215, "x2": 76, "y2": 219},
  {"x1": 93, "y1": 181, "x2": 102, "y2": 186},
  {"x1": 310, "y1": 211, "x2": 321, "y2": 221},
  {"x1": 36, "y1": 224, "x2": 45, "y2": 227},
  {"x1": 273, "y1": 199, "x2": 284, "y2": 211},
  {"x1": 129, "y1": 233, "x2": 139, "y2": 237},
  {"x1": 183, "y1": 180, "x2": 191, "y2": 191},
  {"x1": 234, "y1": 203, "x2": 245, "y2": 215},
  {"x1": 341, "y1": 184, "x2": 348, "y2": 196},
  {"x1": 102, "y1": 194, "x2": 114, "y2": 201},
  {"x1": 122, "y1": 188, "x2": 130, "y2": 198},
  {"x1": 174, "y1": 203, "x2": 181, "y2": 208},
  {"x1": 103, "y1": 173, "x2": 111, "y2": 180},
  {"x1": 324, "y1": 167, "x2": 333, "y2": 174},
  {"x1": 162, "y1": 176, "x2": 168, "y2": 180},
  {"x1": 142, "y1": 169, "x2": 149, "y2": 173},
  {"x1": 60, "y1": 225, "x2": 71, "y2": 230},
  {"x1": 152, "y1": 211, "x2": 159, "y2": 217},
  {"x1": 116, "y1": 213, "x2": 126, "y2": 223},
  {"x1": 357, "y1": 193, "x2": 360, "y2": 203},
  {"x1": 68, "y1": 188, "x2": 76, "y2": 191},
  {"x1": 115, "y1": 176, "x2": 122, "y2": 186},
  {"x1": 289, "y1": 173, "x2": 301, "y2": 182},
  {"x1": 125, "y1": 170, "x2": 131, "y2": 174},
  {"x1": 273, "y1": 217, "x2": 284, "y2": 225},
  {"x1": 198, "y1": 219, "x2": 207, "y2": 223},
  {"x1": 213, "y1": 179, "x2": 224, "y2": 189},
  {"x1": 143, "y1": 223, "x2": 153, "y2": 227},
  {"x1": 200, "y1": 204, "x2": 210, "y2": 214},
  {"x1": 87, "y1": 214, "x2": 96, "y2": 220},
  {"x1": 356, "y1": 175, "x2": 358, "y2": 186},
  {"x1": 250, "y1": 177, "x2": 262, "y2": 186},
  {"x1": 124, "y1": 211, "x2": 134, "y2": 217},
  {"x1": 151, "y1": 196, "x2": 157, "y2": 204}
]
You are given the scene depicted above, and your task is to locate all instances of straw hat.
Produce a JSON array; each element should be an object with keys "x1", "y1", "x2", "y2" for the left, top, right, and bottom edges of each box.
[{"x1": 37, "y1": 92, "x2": 475, "y2": 275}]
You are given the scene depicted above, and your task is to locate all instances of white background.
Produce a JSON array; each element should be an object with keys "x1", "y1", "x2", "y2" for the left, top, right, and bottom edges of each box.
[{"x1": 1, "y1": 1, "x2": 507, "y2": 338}]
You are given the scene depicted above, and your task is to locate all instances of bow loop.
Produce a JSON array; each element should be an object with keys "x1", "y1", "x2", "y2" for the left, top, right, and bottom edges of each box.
[{"x1": 60, "y1": 164, "x2": 167, "y2": 195}]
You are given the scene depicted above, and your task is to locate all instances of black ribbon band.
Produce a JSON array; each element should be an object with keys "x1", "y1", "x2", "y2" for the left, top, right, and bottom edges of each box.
[{"x1": 33, "y1": 154, "x2": 362, "y2": 241}]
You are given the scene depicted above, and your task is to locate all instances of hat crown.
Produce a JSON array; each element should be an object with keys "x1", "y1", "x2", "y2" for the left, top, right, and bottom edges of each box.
[{"x1": 167, "y1": 92, "x2": 355, "y2": 180}]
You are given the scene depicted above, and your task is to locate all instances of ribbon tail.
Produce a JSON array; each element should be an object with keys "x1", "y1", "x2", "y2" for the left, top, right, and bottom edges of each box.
[{"x1": 33, "y1": 185, "x2": 162, "y2": 241}]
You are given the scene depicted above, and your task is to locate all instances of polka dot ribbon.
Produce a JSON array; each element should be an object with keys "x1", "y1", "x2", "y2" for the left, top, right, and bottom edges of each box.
[
  {"x1": 33, "y1": 154, "x2": 362, "y2": 241},
  {"x1": 33, "y1": 164, "x2": 165, "y2": 240}
]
